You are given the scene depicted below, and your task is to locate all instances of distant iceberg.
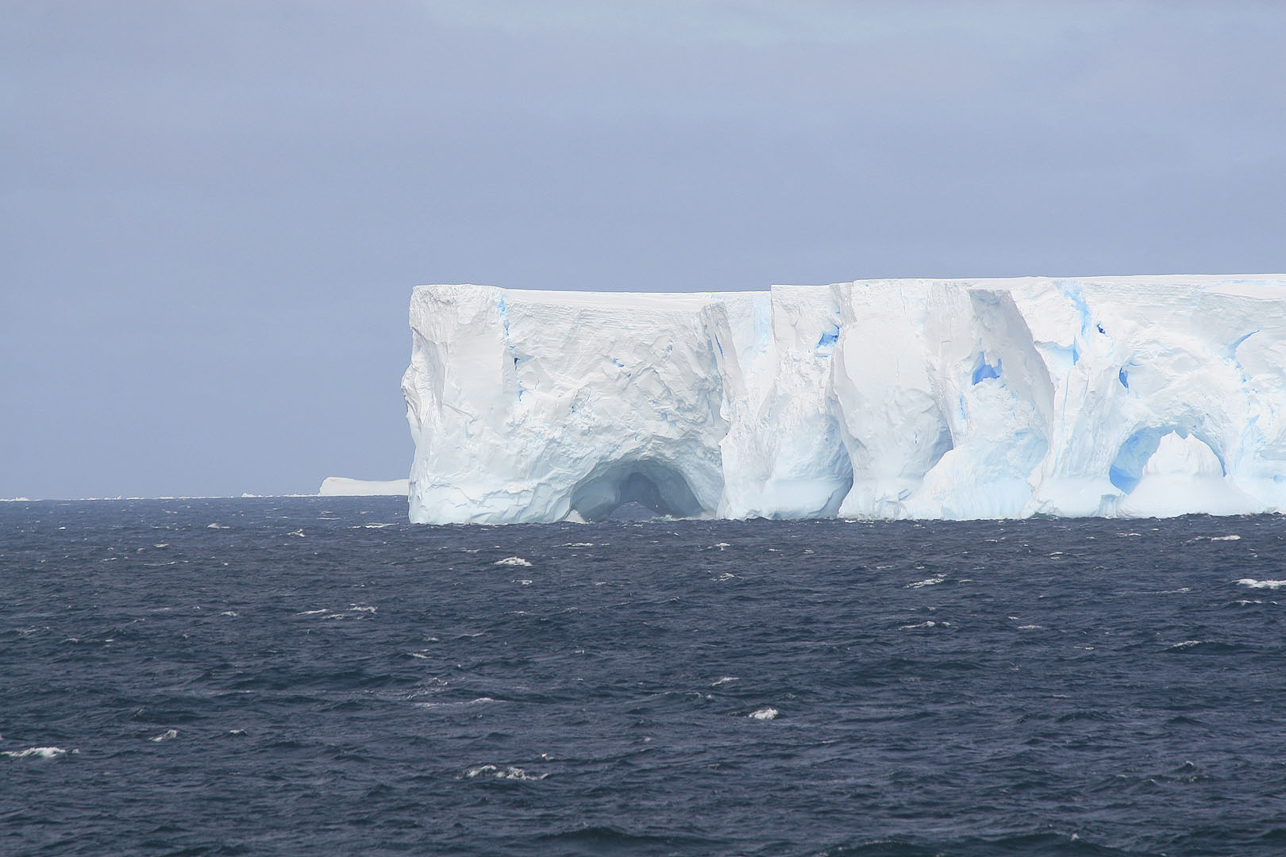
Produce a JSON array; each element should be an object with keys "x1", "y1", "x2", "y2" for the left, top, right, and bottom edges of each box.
[
  {"x1": 402, "y1": 276, "x2": 1286, "y2": 524},
  {"x1": 319, "y1": 477, "x2": 410, "y2": 497}
]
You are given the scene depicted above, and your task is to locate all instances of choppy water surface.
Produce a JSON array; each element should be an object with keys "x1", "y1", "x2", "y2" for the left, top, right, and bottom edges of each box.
[{"x1": 3, "y1": 498, "x2": 1286, "y2": 856}]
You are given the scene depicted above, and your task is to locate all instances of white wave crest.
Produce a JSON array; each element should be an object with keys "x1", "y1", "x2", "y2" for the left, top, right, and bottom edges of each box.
[
  {"x1": 416, "y1": 697, "x2": 498, "y2": 710},
  {"x1": 494, "y1": 556, "x2": 532, "y2": 567},
  {"x1": 464, "y1": 764, "x2": 547, "y2": 780},
  {"x1": 3, "y1": 746, "x2": 71, "y2": 759}
]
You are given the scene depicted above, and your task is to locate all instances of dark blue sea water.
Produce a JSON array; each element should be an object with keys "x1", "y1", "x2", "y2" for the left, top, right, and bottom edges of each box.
[{"x1": 3, "y1": 498, "x2": 1286, "y2": 856}]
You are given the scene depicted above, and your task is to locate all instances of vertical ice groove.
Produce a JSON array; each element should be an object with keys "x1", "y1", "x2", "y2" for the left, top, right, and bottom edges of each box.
[{"x1": 405, "y1": 275, "x2": 1286, "y2": 523}]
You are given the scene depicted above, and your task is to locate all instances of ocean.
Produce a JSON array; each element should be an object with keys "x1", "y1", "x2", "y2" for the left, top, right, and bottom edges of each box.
[{"x1": 2, "y1": 497, "x2": 1285, "y2": 856}]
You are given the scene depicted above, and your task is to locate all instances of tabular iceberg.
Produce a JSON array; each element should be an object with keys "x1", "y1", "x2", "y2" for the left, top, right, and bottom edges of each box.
[{"x1": 402, "y1": 276, "x2": 1286, "y2": 524}]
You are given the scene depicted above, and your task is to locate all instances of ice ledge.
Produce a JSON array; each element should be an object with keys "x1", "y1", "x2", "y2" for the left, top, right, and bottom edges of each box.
[{"x1": 402, "y1": 275, "x2": 1286, "y2": 523}]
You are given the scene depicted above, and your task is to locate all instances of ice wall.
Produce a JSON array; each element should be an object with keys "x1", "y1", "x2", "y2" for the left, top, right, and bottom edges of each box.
[{"x1": 403, "y1": 276, "x2": 1286, "y2": 523}]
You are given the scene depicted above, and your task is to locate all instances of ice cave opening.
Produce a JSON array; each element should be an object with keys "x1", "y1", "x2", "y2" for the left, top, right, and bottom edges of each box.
[
  {"x1": 1109, "y1": 426, "x2": 1226, "y2": 495},
  {"x1": 569, "y1": 460, "x2": 707, "y2": 521}
]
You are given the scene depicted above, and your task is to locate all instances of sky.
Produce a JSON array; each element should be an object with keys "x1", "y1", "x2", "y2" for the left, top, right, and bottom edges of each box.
[{"x1": 3, "y1": 0, "x2": 1284, "y2": 499}]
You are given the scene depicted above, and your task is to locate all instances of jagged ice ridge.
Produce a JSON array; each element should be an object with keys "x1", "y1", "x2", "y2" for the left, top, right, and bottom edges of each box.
[{"x1": 402, "y1": 276, "x2": 1286, "y2": 524}]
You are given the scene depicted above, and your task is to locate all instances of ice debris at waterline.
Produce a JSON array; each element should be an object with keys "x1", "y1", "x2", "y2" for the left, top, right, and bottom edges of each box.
[{"x1": 402, "y1": 275, "x2": 1286, "y2": 524}]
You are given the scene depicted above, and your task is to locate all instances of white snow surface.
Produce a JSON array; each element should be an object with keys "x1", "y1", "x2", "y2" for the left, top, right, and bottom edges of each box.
[{"x1": 402, "y1": 276, "x2": 1286, "y2": 524}]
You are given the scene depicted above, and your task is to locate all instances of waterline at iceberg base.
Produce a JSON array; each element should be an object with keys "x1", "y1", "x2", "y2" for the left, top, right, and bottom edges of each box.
[{"x1": 402, "y1": 275, "x2": 1286, "y2": 524}]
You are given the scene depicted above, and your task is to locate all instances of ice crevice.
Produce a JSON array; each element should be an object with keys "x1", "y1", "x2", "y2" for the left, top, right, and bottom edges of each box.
[{"x1": 402, "y1": 275, "x2": 1286, "y2": 523}]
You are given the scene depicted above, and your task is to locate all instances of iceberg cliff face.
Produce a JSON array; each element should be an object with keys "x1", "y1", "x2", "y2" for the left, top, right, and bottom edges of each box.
[{"x1": 403, "y1": 276, "x2": 1286, "y2": 524}]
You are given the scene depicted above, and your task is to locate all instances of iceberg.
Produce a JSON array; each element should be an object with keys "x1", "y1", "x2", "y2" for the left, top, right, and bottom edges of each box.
[
  {"x1": 402, "y1": 276, "x2": 1286, "y2": 524},
  {"x1": 319, "y1": 477, "x2": 410, "y2": 497}
]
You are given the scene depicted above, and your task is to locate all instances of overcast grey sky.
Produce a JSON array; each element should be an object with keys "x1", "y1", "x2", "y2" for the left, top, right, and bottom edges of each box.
[{"x1": 3, "y1": 0, "x2": 1284, "y2": 499}]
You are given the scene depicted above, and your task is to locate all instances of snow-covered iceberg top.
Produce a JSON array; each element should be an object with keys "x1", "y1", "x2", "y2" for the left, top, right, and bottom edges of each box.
[{"x1": 402, "y1": 276, "x2": 1286, "y2": 524}]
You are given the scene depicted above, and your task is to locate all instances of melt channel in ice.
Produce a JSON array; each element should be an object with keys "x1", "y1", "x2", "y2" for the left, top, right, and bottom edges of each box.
[{"x1": 401, "y1": 275, "x2": 1286, "y2": 524}]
